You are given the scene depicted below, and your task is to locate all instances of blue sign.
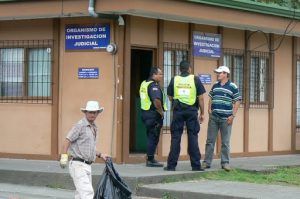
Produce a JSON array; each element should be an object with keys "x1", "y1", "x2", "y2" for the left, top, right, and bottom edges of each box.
[
  {"x1": 65, "y1": 24, "x2": 110, "y2": 50},
  {"x1": 193, "y1": 32, "x2": 221, "y2": 58},
  {"x1": 198, "y1": 74, "x2": 212, "y2": 84},
  {"x1": 78, "y1": 68, "x2": 99, "y2": 79}
]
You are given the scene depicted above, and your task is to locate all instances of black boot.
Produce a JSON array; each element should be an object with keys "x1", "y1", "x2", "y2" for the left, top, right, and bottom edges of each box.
[{"x1": 146, "y1": 158, "x2": 163, "y2": 167}]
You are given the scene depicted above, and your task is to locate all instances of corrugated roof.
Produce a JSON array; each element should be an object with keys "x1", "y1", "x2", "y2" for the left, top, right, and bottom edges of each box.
[{"x1": 187, "y1": 0, "x2": 300, "y2": 20}]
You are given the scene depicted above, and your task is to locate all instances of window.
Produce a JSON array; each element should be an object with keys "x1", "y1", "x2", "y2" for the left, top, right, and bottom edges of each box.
[
  {"x1": 250, "y1": 52, "x2": 269, "y2": 107},
  {"x1": 223, "y1": 49, "x2": 244, "y2": 101},
  {"x1": 0, "y1": 48, "x2": 24, "y2": 97},
  {"x1": 28, "y1": 48, "x2": 52, "y2": 97},
  {"x1": 297, "y1": 58, "x2": 300, "y2": 127},
  {"x1": 0, "y1": 40, "x2": 53, "y2": 103},
  {"x1": 163, "y1": 42, "x2": 190, "y2": 129}
]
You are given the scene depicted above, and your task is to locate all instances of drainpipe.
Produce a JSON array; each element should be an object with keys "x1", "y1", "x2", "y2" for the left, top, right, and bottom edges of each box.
[{"x1": 88, "y1": 0, "x2": 124, "y2": 25}]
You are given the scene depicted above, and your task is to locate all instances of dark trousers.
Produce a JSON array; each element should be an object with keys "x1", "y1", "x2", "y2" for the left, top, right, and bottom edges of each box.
[
  {"x1": 141, "y1": 110, "x2": 163, "y2": 159},
  {"x1": 167, "y1": 109, "x2": 201, "y2": 169}
]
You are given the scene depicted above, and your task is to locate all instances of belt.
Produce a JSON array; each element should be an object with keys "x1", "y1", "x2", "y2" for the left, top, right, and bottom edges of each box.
[{"x1": 72, "y1": 157, "x2": 93, "y2": 165}]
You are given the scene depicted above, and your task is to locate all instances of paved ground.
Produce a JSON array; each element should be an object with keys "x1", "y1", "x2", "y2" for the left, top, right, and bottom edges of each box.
[
  {"x1": 0, "y1": 154, "x2": 300, "y2": 198},
  {"x1": 0, "y1": 183, "x2": 155, "y2": 199}
]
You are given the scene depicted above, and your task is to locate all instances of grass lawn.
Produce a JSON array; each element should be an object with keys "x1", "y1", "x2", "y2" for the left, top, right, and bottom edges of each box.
[{"x1": 163, "y1": 166, "x2": 300, "y2": 187}]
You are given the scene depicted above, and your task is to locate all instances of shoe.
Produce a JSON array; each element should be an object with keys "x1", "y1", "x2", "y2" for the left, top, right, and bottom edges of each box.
[
  {"x1": 201, "y1": 162, "x2": 211, "y2": 169},
  {"x1": 192, "y1": 167, "x2": 205, "y2": 171},
  {"x1": 221, "y1": 164, "x2": 231, "y2": 172},
  {"x1": 146, "y1": 159, "x2": 163, "y2": 167},
  {"x1": 163, "y1": 166, "x2": 175, "y2": 171}
]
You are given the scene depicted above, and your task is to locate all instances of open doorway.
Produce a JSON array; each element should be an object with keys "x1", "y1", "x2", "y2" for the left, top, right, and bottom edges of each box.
[{"x1": 130, "y1": 49, "x2": 154, "y2": 153}]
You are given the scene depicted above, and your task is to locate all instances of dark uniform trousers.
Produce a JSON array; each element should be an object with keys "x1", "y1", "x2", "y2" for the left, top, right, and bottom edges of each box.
[
  {"x1": 167, "y1": 107, "x2": 201, "y2": 169},
  {"x1": 141, "y1": 110, "x2": 163, "y2": 159}
]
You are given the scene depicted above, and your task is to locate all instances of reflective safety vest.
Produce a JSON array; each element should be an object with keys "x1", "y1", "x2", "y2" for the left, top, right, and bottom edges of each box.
[
  {"x1": 174, "y1": 75, "x2": 196, "y2": 105},
  {"x1": 139, "y1": 80, "x2": 168, "y2": 111}
]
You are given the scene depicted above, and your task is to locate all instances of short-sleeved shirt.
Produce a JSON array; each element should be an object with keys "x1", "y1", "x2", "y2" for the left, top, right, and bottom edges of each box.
[
  {"x1": 167, "y1": 72, "x2": 206, "y2": 108},
  {"x1": 147, "y1": 79, "x2": 164, "y2": 111},
  {"x1": 209, "y1": 80, "x2": 241, "y2": 119},
  {"x1": 66, "y1": 117, "x2": 98, "y2": 162}
]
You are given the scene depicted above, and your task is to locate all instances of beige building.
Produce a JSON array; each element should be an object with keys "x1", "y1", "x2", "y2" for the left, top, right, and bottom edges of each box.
[{"x1": 0, "y1": 0, "x2": 299, "y2": 163}]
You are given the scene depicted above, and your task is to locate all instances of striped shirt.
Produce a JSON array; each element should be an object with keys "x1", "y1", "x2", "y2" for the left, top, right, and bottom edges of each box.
[
  {"x1": 66, "y1": 117, "x2": 98, "y2": 162},
  {"x1": 209, "y1": 80, "x2": 241, "y2": 119}
]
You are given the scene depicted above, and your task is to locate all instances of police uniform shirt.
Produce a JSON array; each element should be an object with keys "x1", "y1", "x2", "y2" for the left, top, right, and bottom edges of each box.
[
  {"x1": 147, "y1": 79, "x2": 163, "y2": 111},
  {"x1": 167, "y1": 72, "x2": 206, "y2": 107}
]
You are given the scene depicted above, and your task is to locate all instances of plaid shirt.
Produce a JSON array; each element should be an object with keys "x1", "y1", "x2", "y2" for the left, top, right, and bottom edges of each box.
[{"x1": 66, "y1": 117, "x2": 98, "y2": 162}]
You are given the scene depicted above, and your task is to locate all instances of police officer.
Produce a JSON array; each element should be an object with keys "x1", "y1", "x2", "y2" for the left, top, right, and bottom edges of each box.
[
  {"x1": 139, "y1": 67, "x2": 167, "y2": 167},
  {"x1": 164, "y1": 61, "x2": 205, "y2": 171}
]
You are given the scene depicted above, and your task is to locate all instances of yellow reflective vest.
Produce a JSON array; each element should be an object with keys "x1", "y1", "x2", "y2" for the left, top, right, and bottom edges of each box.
[
  {"x1": 174, "y1": 75, "x2": 196, "y2": 105},
  {"x1": 139, "y1": 80, "x2": 167, "y2": 111}
]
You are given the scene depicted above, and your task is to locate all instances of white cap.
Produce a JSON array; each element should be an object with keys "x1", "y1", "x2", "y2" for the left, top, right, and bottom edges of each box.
[
  {"x1": 214, "y1": 66, "x2": 230, "y2": 74},
  {"x1": 80, "y1": 101, "x2": 104, "y2": 113}
]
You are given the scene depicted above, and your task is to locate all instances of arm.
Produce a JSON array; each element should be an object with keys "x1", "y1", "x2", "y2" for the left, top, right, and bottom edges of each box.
[
  {"x1": 154, "y1": 99, "x2": 164, "y2": 118},
  {"x1": 62, "y1": 138, "x2": 71, "y2": 154},
  {"x1": 232, "y1": 100, "x2": 241, "y2": 117},
  {"x1": 60, "y1": 138, "x2": 71, "y2": 169},
  {"x1": 208, "y1": 98, "x2": 212, "y2": 114},
  {"x1": 167, "y1": 78, "x2": 174, "y2": 102},
  {"x1": 227, "y1": 100, "x2": 241, "y2": 124},
  {"x1": 198, "y1": 95, "x2": 205, "y2": 123},
  {"x1": 96, "y1": 151, "x2": 110, "y2": 161},
  {"x1": 227, "y1": 84, "x2": 241, "y2": 124},
  {"x1": 195, "y1": 77, "x2": 206, "y2": 123}
]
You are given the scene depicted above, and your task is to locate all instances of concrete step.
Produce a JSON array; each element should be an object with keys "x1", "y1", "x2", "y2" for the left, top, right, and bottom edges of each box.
[
  {"x1": 0, "y1": 158, "x2": 205, "y2": 194},
  {"x1": 0, "y1": 183, "x2": 159, "y2": 199},
  {"x1": 0, "y1": 183, "x2": 74, "y2": 199},
  {"x1": 136, "y1": 180, "x2": 300, "y2": 199},
  {"x1": 1, "y1": 155, "x2": 300, "y2": 199}
]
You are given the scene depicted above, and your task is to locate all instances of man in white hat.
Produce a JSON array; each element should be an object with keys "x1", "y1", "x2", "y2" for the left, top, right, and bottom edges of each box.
[
  {"x1": 202, "y1": 66, "x2": 241, "y2": 172},
  {"x1": 59, "y1": 100, "x2": 109, "y2": 199}
]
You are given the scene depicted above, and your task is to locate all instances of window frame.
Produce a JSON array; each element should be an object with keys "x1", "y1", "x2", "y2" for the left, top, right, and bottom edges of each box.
[
  {"x1": 296, "y1": 57, "x2": 300, "y2": 128},
  {"x1": 0, "y1": 40, "x2": 53, "y2": 103},
  {"x1": 223, "y1": 48, "x2": 245, "y2": 104},
  {"x1": 249, "y1": 51, "x2": 270, "y2": 108}
]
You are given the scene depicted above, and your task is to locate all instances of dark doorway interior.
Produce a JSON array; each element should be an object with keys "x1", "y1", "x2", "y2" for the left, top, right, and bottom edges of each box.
[{"x1": 130, "y1": 49, "x2": 153, "y2": 153}]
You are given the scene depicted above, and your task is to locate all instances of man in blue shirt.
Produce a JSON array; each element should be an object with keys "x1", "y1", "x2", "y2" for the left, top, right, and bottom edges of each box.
[
  {"x1": 164, "y1": 61, "x2": 206, "y2": 171},
  {"x1": 202, "y1": 66, "x2": 241, "y2": 171}
]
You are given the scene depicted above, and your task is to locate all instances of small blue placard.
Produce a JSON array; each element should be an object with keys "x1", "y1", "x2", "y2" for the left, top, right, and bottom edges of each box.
[
  {"x1": 65, "y1": 24, "x2": 110, "y2": 50},
  {"x1": 193, "y1": 32, "x2": 221, "y2": 58},
  {"x1": 78, "y1": 68, "x2": 99, "y2": 79},
  {"x1": 198, "y1": 74, "x2": 212, "y2": 84}
]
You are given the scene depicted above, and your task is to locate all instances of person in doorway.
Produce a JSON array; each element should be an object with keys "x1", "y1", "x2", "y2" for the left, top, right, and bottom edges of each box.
[
  {"x1": 59, "y1": 100, "x2": 110, "y2": 199},
  {"x1": 202, "y1": 66, "x2": 241, "y2": 172},
  {"x1": 164, "y1": 60, "x2": 206, "y2": 171},
  {"x1": 139, "y1": 66, "x2": 167, "y2": 167}
]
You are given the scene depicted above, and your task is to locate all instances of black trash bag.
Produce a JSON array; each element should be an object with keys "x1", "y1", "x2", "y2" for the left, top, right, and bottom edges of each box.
[{"x1": 94, "y1": 157, "x2": 132, "y2": 199}]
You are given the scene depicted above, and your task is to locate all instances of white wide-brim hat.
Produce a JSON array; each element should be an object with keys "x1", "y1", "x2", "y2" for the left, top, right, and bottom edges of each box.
[
  {"x1": 80, "y1": 101, "x2": 104, "y2": 113},
  {"x1": 214, "y1": 65, "x2": 230, "y2": 74}
]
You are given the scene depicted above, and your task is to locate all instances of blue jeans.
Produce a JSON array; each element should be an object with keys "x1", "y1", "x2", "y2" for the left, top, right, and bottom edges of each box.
[{"x1": 204, "y1": 113, "x2": 232, "y2": 166}]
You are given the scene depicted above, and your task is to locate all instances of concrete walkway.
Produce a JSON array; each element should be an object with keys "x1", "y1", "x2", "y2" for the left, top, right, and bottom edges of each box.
[{"x1": 0, "y1": 154, "x2": 300, "y2": 198}]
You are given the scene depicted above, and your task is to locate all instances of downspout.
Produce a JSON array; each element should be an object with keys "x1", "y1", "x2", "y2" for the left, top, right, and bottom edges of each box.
[
  {"x1": 88, "y1": 0, "x2": 115, "y2": 19},
  {"x1": 88, "y1": 0, "x2": 122, "y2": 159},
  {"x1": 88, "y1": 0, "x2": 124, "y2": 25}
]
